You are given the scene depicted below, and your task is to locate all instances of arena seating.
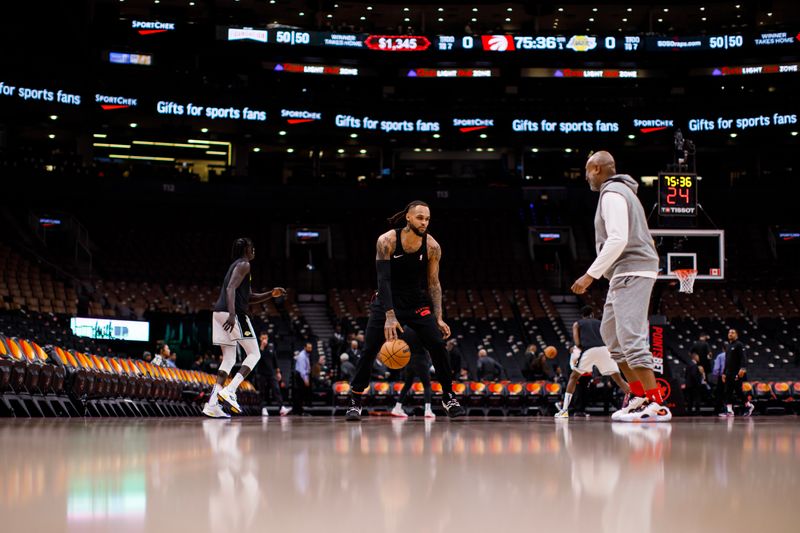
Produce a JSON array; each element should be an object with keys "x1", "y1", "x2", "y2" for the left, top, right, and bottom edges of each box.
[{"x1": 0, "y1": 334, "x2": 259, "y2": 418}]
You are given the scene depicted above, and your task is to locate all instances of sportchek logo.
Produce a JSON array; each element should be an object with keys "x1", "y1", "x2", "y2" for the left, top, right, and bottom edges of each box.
[
  {"x1": 453, "y1": 118, "x2": 494, "y2": 132},
  {"x1": 132, "y1": 20, "x2": 175, "y2": 35},
  {"x1": 633, "y1": 119, "x2": 674, "y2": 133},
  {"x1": 281, "y1": 109, "x2": 322, "y2": 124},
  {"x1": 96, "y1": 94, "x2": 138, "y2": 110}
]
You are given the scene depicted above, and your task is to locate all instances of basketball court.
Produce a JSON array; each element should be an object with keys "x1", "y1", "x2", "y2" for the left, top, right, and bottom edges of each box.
[{"x1": 2, "y1": 417, "x2": 798, "y2": 533}]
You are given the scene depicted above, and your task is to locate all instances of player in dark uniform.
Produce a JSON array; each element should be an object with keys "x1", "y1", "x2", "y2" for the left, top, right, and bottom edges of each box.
[
  {"x1": 204, "y1": 237, "x2": 286, "y2": 418},
  {"x1": 720, "y1": 328, "x2": 755, "y2": 417},
  {"x1": 345, "y1": 201, "x2": 465, "y2": 420}
]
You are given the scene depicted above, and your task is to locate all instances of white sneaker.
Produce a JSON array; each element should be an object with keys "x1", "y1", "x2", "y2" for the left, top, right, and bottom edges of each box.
[
  {"x1": 279, "y1": 406, "x2": 292, "y2": 416},
  {"x1": 203, "y1": 403, "x2": 231, "y2": 419},
  {"x1": 620, "y1": 400, "x2": 672, "y2": 422},
  {"x1": 261, "y1": 407, "x2": 269, "y2": 417},
  {"x1": 718, "y1": 411, "x2": 734, "y2": 417},
  {"x1": 217, "y1": 388, "x2": 241, "y2": 414},
  {"x1": 554, "y1": 409, "x2": 569, "y2": 418},
  {"x1": 391, "y1": 404, "x2": 408, "y2": 418},
  {"x1": 612, "y1": 396, "x2": 646, "y2": 421},
  {"x1": 743, "y1": 403, "x2": 755, "y2": 417},
  {"x1": 424, "y1": 406, "x2": 436, "y2": 419}
]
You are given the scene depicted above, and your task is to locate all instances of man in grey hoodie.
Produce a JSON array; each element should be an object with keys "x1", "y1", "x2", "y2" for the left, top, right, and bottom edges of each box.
[{"x1": 571, "y1": 151, "x2": 671, "y2": 422}]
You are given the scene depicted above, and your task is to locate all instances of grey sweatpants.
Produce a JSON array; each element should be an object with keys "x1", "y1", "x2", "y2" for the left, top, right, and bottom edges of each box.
[{"x1": 600, "y1": 275, "x2": 655, "y2": 370}]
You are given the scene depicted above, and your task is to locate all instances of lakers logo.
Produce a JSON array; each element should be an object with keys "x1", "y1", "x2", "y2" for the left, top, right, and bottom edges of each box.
[{"x1": 245, "y1": 331, "x2": 252, "y2": 337}]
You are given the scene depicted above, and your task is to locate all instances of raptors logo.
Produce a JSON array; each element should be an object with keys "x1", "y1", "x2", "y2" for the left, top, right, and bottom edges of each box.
[
  {"x1": 656, "y1": 378, "x2": 671, "y2": 401},
  {"x1": 482, "y1": 35, "x2": 515, "y2": 52}
]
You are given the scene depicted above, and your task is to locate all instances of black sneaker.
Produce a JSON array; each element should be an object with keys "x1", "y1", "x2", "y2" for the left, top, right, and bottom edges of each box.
[
  {"x1": 345, "y1": 395, "x2": 363, "y2": 421},
  {"x1": 442, "y1": 393, "x2": 466, "y2": 419}
]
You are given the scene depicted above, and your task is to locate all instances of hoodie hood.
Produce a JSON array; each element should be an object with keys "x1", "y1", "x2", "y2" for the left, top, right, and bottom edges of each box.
[{"x1": 601, "y1": 173, "x2": 639, "y2": 194}]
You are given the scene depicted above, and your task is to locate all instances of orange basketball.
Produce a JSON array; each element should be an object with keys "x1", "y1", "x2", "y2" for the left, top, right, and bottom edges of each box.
[
  {"x1": 378, "y1": 339, "x2": 411, "y2": 370},
  {"x1": 544, "y1": 345, "x2": 558, "y2": 359}
]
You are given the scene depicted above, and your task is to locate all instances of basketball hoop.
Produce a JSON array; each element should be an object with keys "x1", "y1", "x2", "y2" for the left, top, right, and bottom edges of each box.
[{"x1": 673, "y1": 269, "x2": 698, "y2": 294}]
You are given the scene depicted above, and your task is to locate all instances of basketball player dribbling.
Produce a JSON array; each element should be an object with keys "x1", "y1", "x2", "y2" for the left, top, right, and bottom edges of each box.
[
  {"x1": 572, "y1": 151, "x2": 672, "y2": 422},
  {"x1": 204, "y1": 238, "x2": 287, "y2": 418},
  {"x1": 555, "y1": 306, "x2": 631, "y2": 418},
  {"x1": 345, "y1": 201, "x2": 466, "y2": 420}
]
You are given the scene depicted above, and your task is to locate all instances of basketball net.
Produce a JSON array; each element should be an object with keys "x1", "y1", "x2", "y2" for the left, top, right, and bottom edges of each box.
[{"x1": 673, "y1": 269, "x2": 697, "y2": 294}]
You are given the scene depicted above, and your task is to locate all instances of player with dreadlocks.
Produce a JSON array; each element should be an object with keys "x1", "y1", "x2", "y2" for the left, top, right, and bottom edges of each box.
[
  {"x1": 204, "y1": 237, "x2": 287, "y2": 418},
  {"x1": 345, "y1": 201, "x2": 465, "y2": 420}
]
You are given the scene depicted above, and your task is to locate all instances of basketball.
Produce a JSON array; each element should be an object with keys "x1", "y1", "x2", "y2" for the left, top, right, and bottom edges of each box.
[
  {"x1": 378, "y1": 339, "x2": 411, "y2": 369},
  {"x1": 544, "y1": 346, "x2": 558, "y2": 359}
]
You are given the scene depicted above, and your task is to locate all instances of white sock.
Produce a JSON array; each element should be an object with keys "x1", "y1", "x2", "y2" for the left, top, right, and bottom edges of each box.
[
  {"x1": 227, "y1": 374, "x2": 245, "y2": 392},
  {"x1": 394, "y1": 402, "x2": 403, "y2": 410},
  {"x1": 209, "y1": 384, "x2": 221, "y2": 406},
  {"x1": 726, "y1": 404, "x2": 733, "y2": 413},
  {"x1": 562, "y1": 392, "x2": 573, "y2": 411},
  {"x1": 425, "y1": 403, "x2": 431, "y2": 411}
]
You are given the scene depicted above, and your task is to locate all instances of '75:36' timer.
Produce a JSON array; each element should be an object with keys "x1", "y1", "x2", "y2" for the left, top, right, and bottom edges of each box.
[{"x1": 658, "y1": 173, "x2": 698, "y2": 216}]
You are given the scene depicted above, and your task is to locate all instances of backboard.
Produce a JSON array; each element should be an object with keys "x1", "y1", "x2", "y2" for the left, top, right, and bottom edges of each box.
[{"x1": 650, "y1": 229, "x2": 725, "y2": 281}]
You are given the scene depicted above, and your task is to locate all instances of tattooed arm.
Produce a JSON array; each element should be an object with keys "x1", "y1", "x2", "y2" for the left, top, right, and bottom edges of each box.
[
  {"x1": 376, "y1": 231, "x2": 403, "y2": 341},
  {"x1": 427, "y1": 236, "x2": 451, "y2": 339}
]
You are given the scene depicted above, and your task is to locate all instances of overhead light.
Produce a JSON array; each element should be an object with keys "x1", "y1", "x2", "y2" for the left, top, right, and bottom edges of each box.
[
  {"x1": 414, "y1": 148, "x2": 421, "y2": 152},
  {"x1": 507, "y1": 7, "x2": 513, "y2": 12},
  {"x1": 564, "y1": 148, "x2": 573, "y2": 153},
  {"x1": 337, "y1": 148, "x2": 345, "y2": 153},
  {"x1": 299, "y1": 12, "x2": 304, "y2": 16},
  {"x1": 360, "y1": 16, "x2": 365, "y2": 20},
  {"x1": 627, "y1": 7, "x2": 632, "y2": 12},
  {"x1": 403, "y1": 7, "x2": 410, "y2": 12},
  {"x1": 730, "y1": 133, "x2": 738, "y2": 138},
  {"x1": 472, "y1": 7, "x2": 478, "y2": 12},
  {"x1": 350, "y1": 133, "x2": 358, "y2": 139},
  {"x1": 476, "y1": 148, "x2": 484, "y2": 152},
  {"x1": 367, "y1": 6, "x2": 373, "y2": 11},
  {"x1": 623, "y1": 17, "x2": 628, "y2": 22},
  {"x1": 187, "y1": 139, "x2": 230, "y2": 146},
  {"x1": 487, "y1": 148, "x2": 495, "y2": 152},
  {"x1": 253, "y1": 147, "x2": 261, "y2": 152},
  {"x1": 404, "y1": 17, "x2": 410, "y2": 21},
  {"x1": 735, "y1": 4, "x2": 741, "y2": 8},
  {"x1": 201, "y1": 127, "x2": 208, "y2": 133},
  {"x1": 278, "y1": 130, "x2": 287, "y2": 136},
  {"x1": 658, "y1": 18, "x2": 663, "y2": 22},
  {"x1": 286, "y1": 148, "x2": 294, "y2": 153},
  {"x1": 627, "y1": 134, "x2": 636, "y2": 140},
  {"x1": 791, "y1": 131, "x2": 798, "y2": 136},
  {"x1": 471, "y1": 17, "x2": 477, "y2": 22},
  {"x1": 109, "y1": 154, "x2": 175, "y2": 162},
  {"x1": 129, "y1": 122, "x2": 138, "y2": 128},
  {"x1": 767, "y1": 12, "x2": 773, "y2": 17},
  {"x1": 437, "y1": 7, "x2": 443, "y2": 12},
  {"x1": 558, "y1": 7, "x2": 564, "y2": 12},
  {"x1": 480, "y1": 133, "x2": 488, "y2": 139},
  {"x1": 438, "y1": 17, "x2": 443, "y2": 21},
  {"x1": 206, "y1": 150, "x2": 227, "y2": 155},
  {"x1": 134, "y1": 141, "x2": 210, "y2": 149},
  {"x1": 93, "y1": 133, "x2": 107, "y2": 138},
  {"x1": 359, "y1": 149, "x2": 367, "y2": 154},
  {"x1": 663, "y1": 8, "x2": 669, "y2": 12},
  {"x1": 49, "y1": 115, "x2": 58, "y2": 120},
  {"x1": 93, "y1": 143, "x2": 131, "y2": 149},
  {"x1": 433, "y1": 134, "x2": 441, "y2": 138},
  {"x1": 48, "y1": 134, "x2": 56, "y2": 139},
  {"x1": 531, "y1": 148, "x2": 539, "y2": 153},
  {"x1": 589, "y1": 17, "x2": 595, "y2": 22},
  {"x1": 189, "y1": 1, "x2": 195, "y2": 6},
  {"x1": 425, "y1": 148, "x2": 433, "y2": 152},
  {"x1": 505, "y1": 17, "x2": 512, "y2": 22},
  {"x1": 592, "y1": 8, "x2": 598, "y2": 12},
  {"x1": 700, "y1": 6, "x2": 705, "y2": 11},
  {"x1": 702, "y1": 17, "x2": 707, "y2": 21},
  {"x1": 327, "y1": 14, "x2": 332, "y2": 18}
]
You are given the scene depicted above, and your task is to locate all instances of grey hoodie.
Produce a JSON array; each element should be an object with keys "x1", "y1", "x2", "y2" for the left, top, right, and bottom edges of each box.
[{"x1": 594, "y1": 174, "x2": 659, "y2": 279}]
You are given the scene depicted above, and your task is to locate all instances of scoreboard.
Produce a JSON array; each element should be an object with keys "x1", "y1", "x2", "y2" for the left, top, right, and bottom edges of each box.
[{"x1": 658, "y1": 173, "x2": 698, "y2": 217}]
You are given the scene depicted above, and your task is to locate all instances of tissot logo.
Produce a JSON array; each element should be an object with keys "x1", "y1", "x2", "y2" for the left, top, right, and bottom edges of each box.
[
  {"x1": 280, "y1": 109, "x2": 322, "y2": 124},
  {"x1": 132, "y1": 20, "x2": 175, "y2": 35},
  {"x1": 96, "y1": 94, "x2": 138, "y2": 110}
]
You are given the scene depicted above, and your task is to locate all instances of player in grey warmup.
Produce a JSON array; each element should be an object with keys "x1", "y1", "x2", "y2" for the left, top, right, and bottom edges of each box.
[{"x1": 571, "y1": 151, "x2": 672, "y2": 422}]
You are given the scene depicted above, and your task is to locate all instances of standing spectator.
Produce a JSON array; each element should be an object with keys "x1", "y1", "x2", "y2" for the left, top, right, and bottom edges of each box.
[
  {"x1": 684, "y1": 352, "x2": 707, "y2": 414},
  {"x1": 477, "y1": 349, "x2": 504, "y2": 381},
  {"x1": 312, "y1": 355, "x2": 332, "y2": 389},
  {"x1": 690, "y1": 333, "x2": 713, "y2": 375},
  {"x1": 329, "y1": 325, "x2": 345, "y2": 361},
  {"x1": 339, "y1": 353, "x2": 357, "y2": 381},
  {"x1": 258, "y1": 332, "x2": 291, "y2": 417},
  {"x1": 345, "y1": 340, "x2": 363, "y2": 366},
  {"x1": 710, "y1": 347, "x2": 727, "y2": 414},
  {"x1": 720, "y1": 329, "x2": 755, "y2": 417},
  {"x1": 293, "y1": 342, "x2": 313, "y2": 415},
  {"x1": 446, "y1": 338, "x2": 464, "y2": 379}
]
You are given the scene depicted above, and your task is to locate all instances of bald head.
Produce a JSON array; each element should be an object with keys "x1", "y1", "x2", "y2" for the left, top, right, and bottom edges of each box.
[{"x1": 585, "y1": 151, "x2": 617, "y2": 192}]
